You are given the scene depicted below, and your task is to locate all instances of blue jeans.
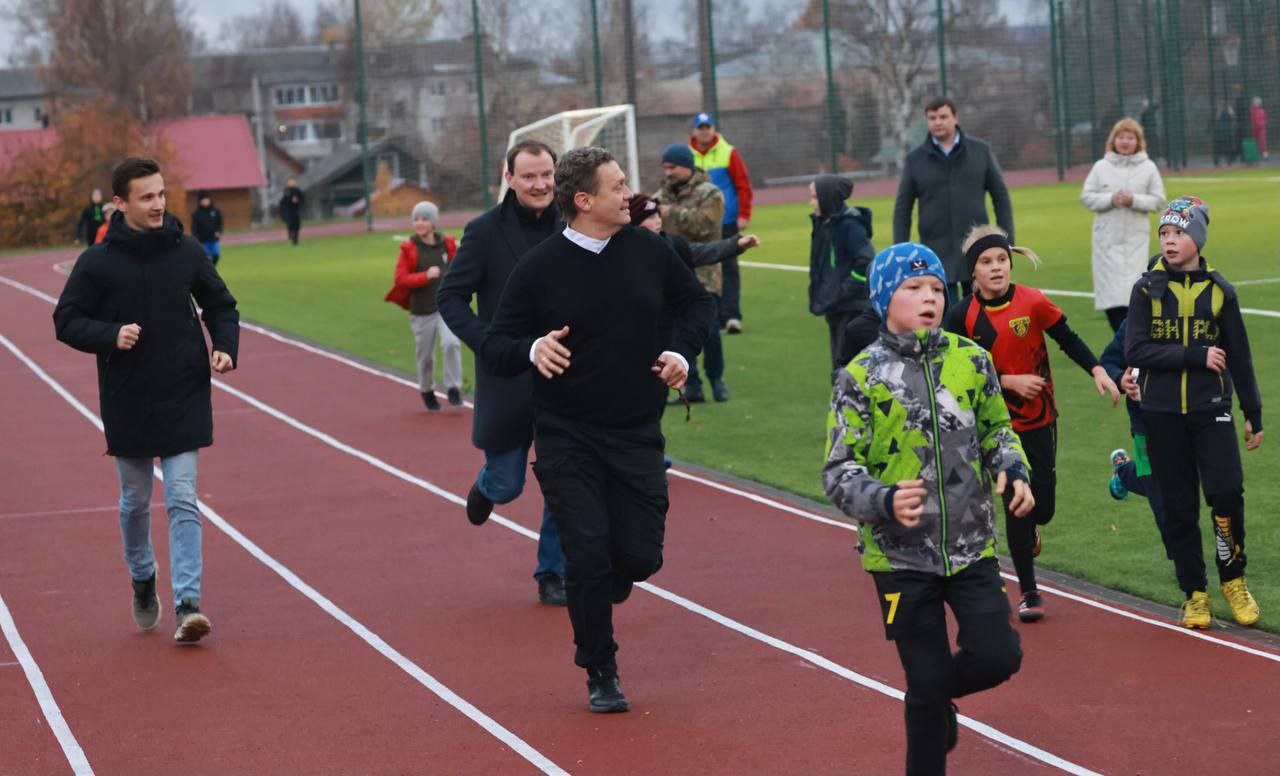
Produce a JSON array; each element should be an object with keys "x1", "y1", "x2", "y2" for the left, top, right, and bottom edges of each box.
[
  {"x1": 115, "y1": 451, "x2": 202, "y2": 606},
  {"x1": 477, "y1": 445, "x2": 566, "y2": 580},
  {"x1": 685, "y1": 294, "x2": 724, "y2": 392}
]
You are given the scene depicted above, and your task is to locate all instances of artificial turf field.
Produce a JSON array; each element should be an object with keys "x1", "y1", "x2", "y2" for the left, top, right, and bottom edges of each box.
[{"x1": 214, "y1": 168, "x2": 1280, "y2": 631}]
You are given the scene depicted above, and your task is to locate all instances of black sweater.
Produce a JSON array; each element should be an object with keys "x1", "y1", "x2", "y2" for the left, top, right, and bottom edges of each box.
[{"x1": 480, "y1": 226, "x2": 714, "y2": 429}]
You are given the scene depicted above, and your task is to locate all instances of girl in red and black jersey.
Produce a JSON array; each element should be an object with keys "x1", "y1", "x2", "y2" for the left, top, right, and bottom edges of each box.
[{"x1": 946, "y1": 225, "x2": 1120, "y2": 622}]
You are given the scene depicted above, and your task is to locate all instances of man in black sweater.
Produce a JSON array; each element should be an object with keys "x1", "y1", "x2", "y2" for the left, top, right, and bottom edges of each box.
[{"x1": 481, "y1": 147, "x2": 713, "y2": 713}]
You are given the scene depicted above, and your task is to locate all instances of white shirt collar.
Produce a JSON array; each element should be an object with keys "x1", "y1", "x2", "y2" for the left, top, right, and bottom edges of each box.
[
  {"x1": 931, "y1": 130, "x2": 962, "y2": 156},
  {"x1": 563, "y1": 225, "x2": 611, "y2": 254}
]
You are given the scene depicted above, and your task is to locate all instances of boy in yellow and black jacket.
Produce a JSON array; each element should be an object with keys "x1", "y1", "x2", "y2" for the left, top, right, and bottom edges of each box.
[{"x1": 1124, "y1": 196, "x2": 1264, "y2": 629}]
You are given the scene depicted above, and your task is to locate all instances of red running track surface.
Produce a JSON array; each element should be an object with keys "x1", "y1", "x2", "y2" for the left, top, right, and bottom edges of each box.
[{"x1": 1, "y1": 261, "x2": 1277, "y2": 776}]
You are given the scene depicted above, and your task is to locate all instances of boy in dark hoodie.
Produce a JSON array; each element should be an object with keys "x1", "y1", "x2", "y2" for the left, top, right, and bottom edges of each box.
[
  {"x1": 807, "y1": 174, "x2": 874, "y2": 371},
  {"x1": 191, "y1": 190, "x2": 223, "y2": 265}
]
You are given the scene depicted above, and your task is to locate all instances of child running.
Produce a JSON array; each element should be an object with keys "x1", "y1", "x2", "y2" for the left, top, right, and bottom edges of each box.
[
  {"x1": 946, "y1": 226, "x2": 1119, "y2": 622},
  {"x1": 1124, "y1": 196, "x2": 1264, "y2": 629},
  {"x1": 825, "y1": 242, "x2": 1030, "y2": 775}
]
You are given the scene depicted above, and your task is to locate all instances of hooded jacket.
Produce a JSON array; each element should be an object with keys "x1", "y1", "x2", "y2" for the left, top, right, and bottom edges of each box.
[
  {"x1": 1080, "y1": 151, "x2": 1165, "y2": 310},
  {"x1": 824, "y1": 327, "x2": 1027, "y2": 576},
  {"x1": 53, "y1": 212, "x2": 240, "y2": 458},
  {"x1": 654, "y1": 168, "x2": 725, "y2": 294},
  {"x1": 1124, "y1": 256, "x2": 1262, "y2": 431},
  {"x1": 191, "y1": 202, "x2": 224, "y2": 243},
  {"x1": 808, "y1": 175, "x2": 874, "y2": 316}
]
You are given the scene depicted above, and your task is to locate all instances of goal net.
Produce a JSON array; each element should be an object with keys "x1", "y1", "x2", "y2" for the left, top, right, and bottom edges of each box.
[{"x1": 499, "y1": 104, "x2": 640, "y2": 201}]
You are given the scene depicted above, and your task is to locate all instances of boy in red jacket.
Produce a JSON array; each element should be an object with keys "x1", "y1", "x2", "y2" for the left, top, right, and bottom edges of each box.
[{"x1": 386, "y1": 201, "x2": 462, "y2": 410}]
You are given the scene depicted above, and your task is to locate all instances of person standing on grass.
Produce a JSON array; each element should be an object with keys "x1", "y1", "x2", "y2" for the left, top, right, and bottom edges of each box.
[
  {"x1": 892, "y1": 97, "x2": 1014, "y2": 302},
  {"x1": 824, "y1": 242, "x2": 1030, "y2": 775},
  {"x1": 654, "y1": 143, "x2": 728, "y2": 403},
  {"x1": 1251, "y1": 97, "x2": 1269, "y2": 160},
  {"x1": 77, "y1": 188, "x2": 106, "y2": 246},
  {"x1": 1124, "y1": 196, "x2": 1264, "y2": 630},
  {"x1": 279, "y1": 177, "x2": 304, "y2": 245},
  {"x1": 945, "y1": 225, "x2": 1119, "y2": 623},
  {"x1": 480, "y1": 147, "x2": 713, "y2": 713},
  {"x1": 689, "y1": 111, "x2": 753, "y2": 333},
  {"x1": 191, "y1": 190, "x2": 224, "y2": 266},
  {"x1": 1080, "y1": 118, "x2": 1166, "y2": 332},
  {"x1": 436, "y1": 140, "x2": 569, "y2": 607},
  {"x1": 384, "y1": 200, "x2": 463, "y2": 411},
  {"x1": 807, "y1": 174, "x2": 874, "y2": 373},
  {"x1": 53, "y1": 157, "x2": 240, "y2": 645}
]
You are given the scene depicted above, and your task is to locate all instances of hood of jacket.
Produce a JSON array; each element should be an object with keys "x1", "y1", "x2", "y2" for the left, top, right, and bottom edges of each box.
[
  {"x1": 814, "y1": 174, "x2": 853, "y2": 218},
  {"x1": 1104, "y1": 150, "x2": 1150, "y2": 166}
]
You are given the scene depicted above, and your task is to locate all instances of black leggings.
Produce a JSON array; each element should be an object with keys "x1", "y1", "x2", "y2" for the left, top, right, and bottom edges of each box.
[
  {"x1": 1104, "y1": 306, "x2": 1127, "y2": 332},
  {"x1": 1003, "y1": 423, "x2": 1057, "y2": 594}
]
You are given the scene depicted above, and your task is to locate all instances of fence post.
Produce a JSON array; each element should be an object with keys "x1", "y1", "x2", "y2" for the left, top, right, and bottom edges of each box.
[
  {"x1": 1056, "y1": 0, "x2": 1073, "y2": 167},
  {"x1": 590, "y1": 0, "x2": 604, "y2": 107},
  {"x1": 353, "y1": 0, "x2": 373, "y2": 232},
  {"x1": 822, "y1": 0, "x2": 840, "y2": 173},
  {"x1": 1206, "y1": 0, "x2": 1217, "y2": 158},
  {"x1": 1050, "y1": 0, "x2": 1066, "y2": 180},
  {"x1": 470, "y1": 0, "x2": 491, "y2": 207},
  {"x1": 1111, "y1": 0, "x2": 1124, "y2": 117},
  {"x1": 935, "y1": 0, "x2": 948, "y2": 96},
  {"x1": 1085, "y1": 0, "x2": 1100, "y2": 158}
]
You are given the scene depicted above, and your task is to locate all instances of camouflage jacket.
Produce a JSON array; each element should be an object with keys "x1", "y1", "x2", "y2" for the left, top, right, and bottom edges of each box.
[
  {"x1": 655, "y1": 169, "x2": 725, "y2": 294},
  {"x1": 823, "y1": 327, "x2": 1028, "y2": 576}
]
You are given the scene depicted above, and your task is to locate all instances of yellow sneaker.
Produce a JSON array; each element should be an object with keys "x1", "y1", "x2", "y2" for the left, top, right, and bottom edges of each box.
[
  {"x1": 1220, "y1": 578, "x2": 1260, "y2": 626},
  {"x1": 1180, "y1": 591, "x2": 1212, "y2": 629}
]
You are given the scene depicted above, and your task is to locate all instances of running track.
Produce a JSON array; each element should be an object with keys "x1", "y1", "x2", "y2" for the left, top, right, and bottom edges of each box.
[{"x1": 1, "y1": 256, "x2": 1277, "y2": 776}]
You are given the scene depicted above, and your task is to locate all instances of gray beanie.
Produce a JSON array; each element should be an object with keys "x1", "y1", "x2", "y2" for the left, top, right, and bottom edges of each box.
[
  {"x1": 1157, "y1": 196, "x2": 1209, "y2": 251},
  {"x1": 411, "y1": 200, "x2": 439, "y2": 226}
]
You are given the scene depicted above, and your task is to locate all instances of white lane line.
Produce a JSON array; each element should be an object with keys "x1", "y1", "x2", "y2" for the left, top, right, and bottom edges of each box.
[
  {"x1": 0, "y1": 334, "x2": 567, "y2": 776},
  {"x1": 734, "y1": 263, "x2": 1280, "y2": 319},
  {"x1": 0, "y1": 591, "x2": 94, "y2": 775},
  {"x1": 202, "y1": 373, "x2": 1098, "y2": 774},
  {"x1": 5, "y1": 273, "x2": 1275, "y2": 660}
]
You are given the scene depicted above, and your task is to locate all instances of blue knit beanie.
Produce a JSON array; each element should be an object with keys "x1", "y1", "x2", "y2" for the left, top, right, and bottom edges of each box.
[
  {"x1": 868, "y1": 242, "x2": 947, "y2": 319},
  {"x1": 661, "y1": 143, "x2": 695, "y2": 169}
]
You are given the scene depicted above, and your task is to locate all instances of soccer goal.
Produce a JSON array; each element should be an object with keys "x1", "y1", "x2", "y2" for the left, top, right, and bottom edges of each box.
[{"x1": 500, "y1": 104, "x2": 640, "y2": 201}]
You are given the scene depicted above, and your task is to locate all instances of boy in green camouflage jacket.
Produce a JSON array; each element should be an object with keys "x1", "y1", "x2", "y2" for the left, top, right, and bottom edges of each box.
[{"x1": 823, "y1": 242, "x2": 1032, "y2": 776}]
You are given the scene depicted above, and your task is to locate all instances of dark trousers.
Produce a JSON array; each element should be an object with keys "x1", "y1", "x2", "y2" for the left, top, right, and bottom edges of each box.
[
  {"x1": 531, "y1": 412, "x2": 668, "y2": 676},
  {"x1": 685, "y1": 294, "x2": 724, "y2": 392},
  {"x1": 826, "y1": 311, "x2": 854, "y2": 371},
  {"x1": 873, "y1": 558, "x2": 1022, "y2": 776},
  {"x1": 1002, "y1": 423, "x2": 1057, "y2": 594},
  {"x1": 286, "y1": 222, "x2": 300, "y2": 245},
  {"x1": 720, "y1": 221, "x2": 741, "y2": 322},
  {"x1": 1104, "y1": 306, "x2": 1127, "y2": 332},
  {"x1": 1143, "y1": 410, "x2": 1247, "y2": 594}
]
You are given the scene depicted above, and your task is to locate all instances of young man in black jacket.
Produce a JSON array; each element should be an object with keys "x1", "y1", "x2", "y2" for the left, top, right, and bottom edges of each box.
[
  {"x1": 53, "y1": 157, "x2": 240, "y2": 645},
  {"x1": 1124, "y1": 196, "x2": 1264, "y2": 630},
  {"x1": 807, "y1": 174, "x2": 874, "y2": 371},
  {"x1": 481, "y1": 147, "x2": 713, "y2": 713},
  {"x1": 892, "y1": 97, "x2": 1014, "y2": 300},
  {"x1": 191, "y1": 190, "x2": 223, "y2": 265},
  {"x1": 279, "y1": 178, "x2": 304, "y2": 245}
]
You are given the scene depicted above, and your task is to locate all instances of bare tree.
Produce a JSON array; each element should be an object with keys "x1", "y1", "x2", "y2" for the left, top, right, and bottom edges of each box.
[
  {"x1": 220, "y1": 0, "x2": 310, "y2": 51},
  {"x1": 315, "y1": 0, "x2": 443, "y2": 45}
]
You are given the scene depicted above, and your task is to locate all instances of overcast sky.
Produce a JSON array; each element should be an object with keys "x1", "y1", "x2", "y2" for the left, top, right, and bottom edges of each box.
[{"x1": 2, "y1": 0, "x2": 1040, "y2": 63}]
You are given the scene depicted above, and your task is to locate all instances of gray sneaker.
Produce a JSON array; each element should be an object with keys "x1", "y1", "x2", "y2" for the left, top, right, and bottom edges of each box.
[
  {"x1": 131, "y1": 570, "x2": 161, "y2": 632},
  {"x1": 173, "y1": 599, "x2": 211, "y2": 644}
]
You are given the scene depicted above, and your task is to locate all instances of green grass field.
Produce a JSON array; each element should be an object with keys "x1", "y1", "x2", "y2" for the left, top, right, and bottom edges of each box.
[{"x1": 217, "y1": 169, "x2": 1280, "y2": 631}]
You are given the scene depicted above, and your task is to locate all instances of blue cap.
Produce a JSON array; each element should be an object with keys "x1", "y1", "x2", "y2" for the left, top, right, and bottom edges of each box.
[
  {"x1": 691, "y1": 112, "x2": 715, "y2": 127},
  {"x1": 868, "y1": 243, "x2": 947, "y2": 319}
]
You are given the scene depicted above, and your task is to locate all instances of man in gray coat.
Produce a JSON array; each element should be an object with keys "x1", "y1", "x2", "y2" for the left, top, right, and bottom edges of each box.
[{"x1": 892, "y1": 97, "x2": 1014, "y2": 300}]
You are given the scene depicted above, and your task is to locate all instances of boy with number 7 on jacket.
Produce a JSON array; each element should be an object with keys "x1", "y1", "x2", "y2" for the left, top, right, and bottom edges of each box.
[{"x1": 824, "y1": 242, "x2": 1032, "y2": 776}]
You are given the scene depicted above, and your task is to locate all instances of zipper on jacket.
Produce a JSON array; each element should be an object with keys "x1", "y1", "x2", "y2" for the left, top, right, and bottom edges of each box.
[{"x1": 919, "y1": 344, "x2": 951, "y2": 575}]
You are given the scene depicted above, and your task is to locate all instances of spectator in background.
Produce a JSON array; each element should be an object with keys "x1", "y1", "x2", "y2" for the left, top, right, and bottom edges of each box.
[
  {"x1": 1251, "y1": 97, "x2": 1268, "y2": 160},
  {"x1": 1214, "y1": 102, "x2": 1237, "y2": 166},
  {"x1": 93, "y1": 203, "x2": 117, "y2": 245},
  {"x1": 279, "y1": 178, "x2": 304, "y2": 245},
  {"x1": 1233, "y1": 83, "x2": 1251, "y2": 161},
  {"x1": 1140, "y1": 99, "x2": 1161, "y2": 163},
  {"x1": 77, "y1": 188, "x2": 106, "y2": 246},
  {"x1": 654, "y1": 143, "x2": 728, "y2": 403},
  {"x1": 893, "y1": 97, "x2": 1014, "y2": 302},
  {"x1": 807, "y1": 174, "x2": 874, "y2": 373},
  {"x1": 191, "y1": 190, "x2": 224, "y2": 266},
  {"x1": 689, "y1": 112, "x2": 752, "y2": 334}
]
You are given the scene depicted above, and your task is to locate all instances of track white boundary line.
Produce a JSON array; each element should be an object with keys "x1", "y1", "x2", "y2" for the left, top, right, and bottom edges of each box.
[
  {"x1": 199, "y1": 373, "x2": 1096, "y2": 773},
  {"x1": 0, "y1": 590, "x2": 94, "y2": 775},
  {"x1": 5, "y1": 272, "x2": 1275, "y2": 662},
  {"x1": 0, "y1": 334, "x2": 567, "y2": 776}
]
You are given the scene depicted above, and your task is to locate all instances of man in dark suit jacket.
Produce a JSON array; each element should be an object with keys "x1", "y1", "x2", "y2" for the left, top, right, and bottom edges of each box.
[
  {"x1": 892, "y1": 97, "x2": 1014, "y2": 300},
  {"x1": 436, "y1": 140, "x2": 568, "y2": 606}
]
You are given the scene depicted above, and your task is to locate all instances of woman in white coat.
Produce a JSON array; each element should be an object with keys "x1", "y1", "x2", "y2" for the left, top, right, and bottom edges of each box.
[{"x1": 1081, "y1": 118, "x2": 1166, "y2": 330}]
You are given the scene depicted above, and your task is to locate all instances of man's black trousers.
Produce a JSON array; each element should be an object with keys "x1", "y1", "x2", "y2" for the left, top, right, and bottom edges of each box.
[
  {"x1": 1142, "y1": 409, "x2": 1247, "y2": 594},
  {"x1": 872, "y1": 558, "x2": 1022, "y2": 776},
  {"x1": 532, "y1": 411, "x2": 668, "y2": 676}
]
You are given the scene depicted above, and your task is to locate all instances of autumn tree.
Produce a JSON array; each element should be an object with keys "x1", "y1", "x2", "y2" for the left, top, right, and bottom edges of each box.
[
  {"x1": 3, "y1": 0, "x2": 200, "y2": 121},
  {"x1": 315, "y1": 0, "x2": 443, "y2": 45},
  {"x1": 220, "y1": 0, "x2": 311, "y2": 51},
  {"x1": 0, "y1": 100, "x2": 185, "y2": 248}
]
